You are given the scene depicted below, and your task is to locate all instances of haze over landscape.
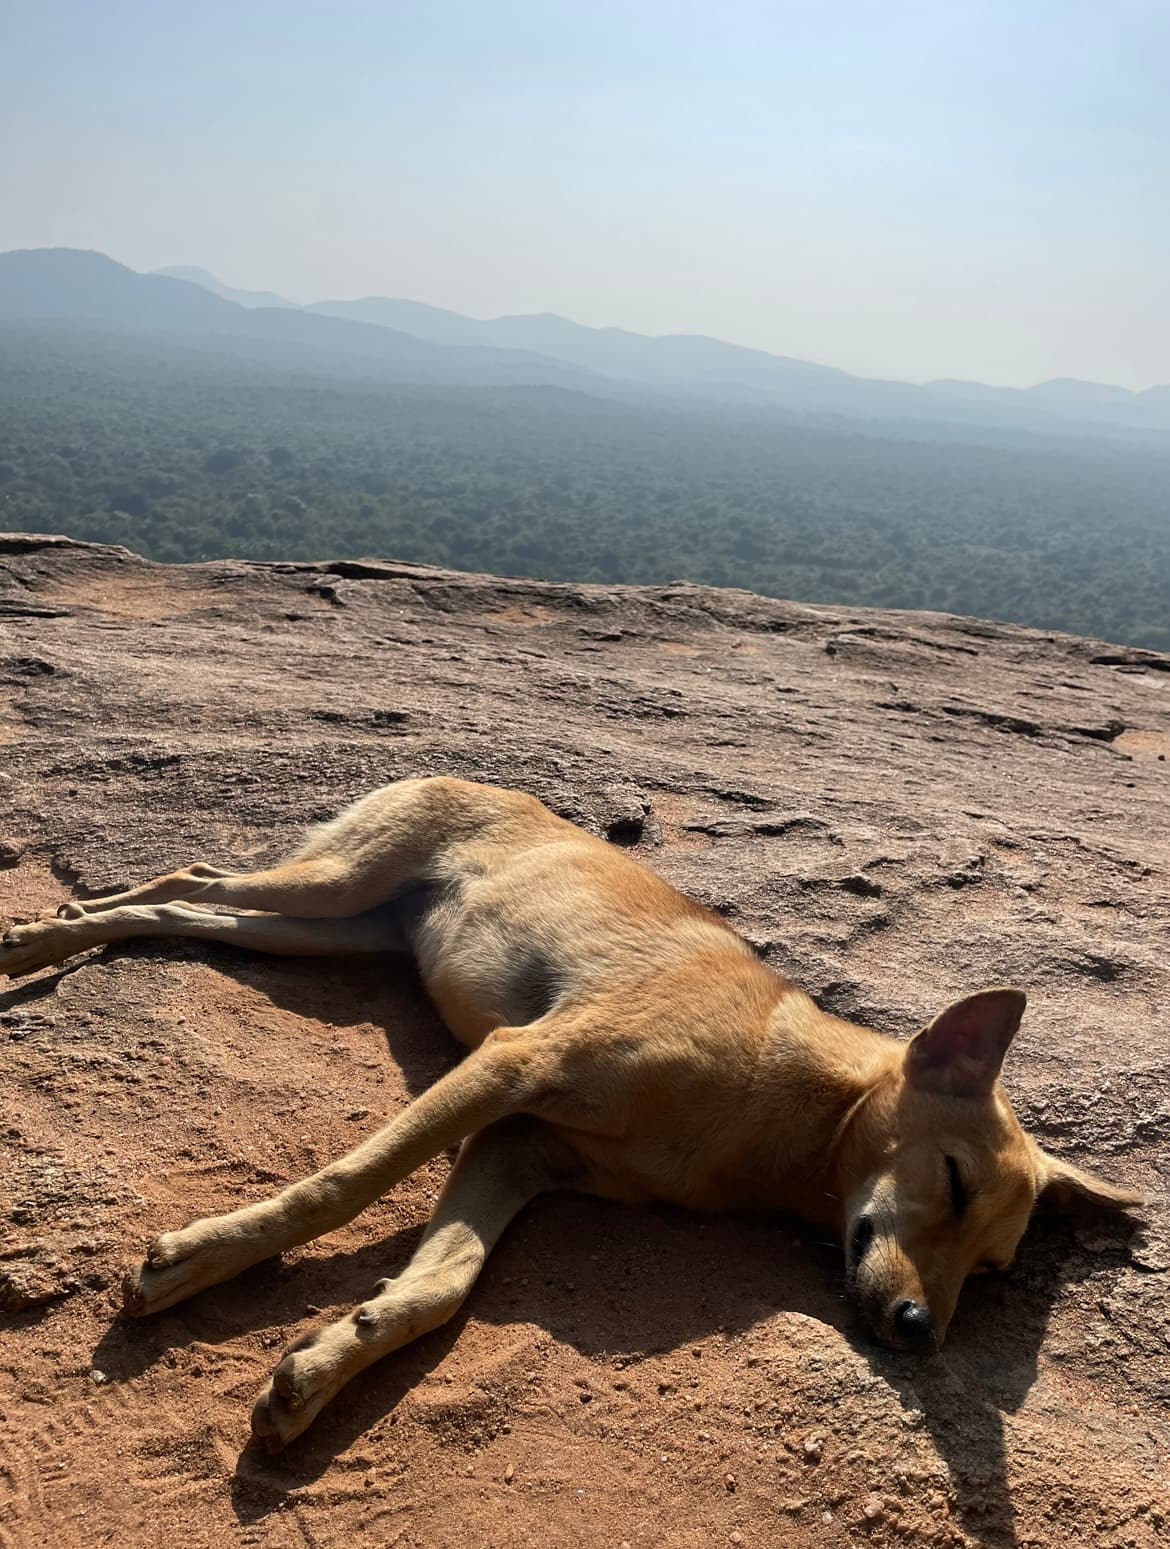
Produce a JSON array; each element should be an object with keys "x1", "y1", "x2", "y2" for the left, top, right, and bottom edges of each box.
[
  {"x1": 2, "y1": 1, "x2": 1166, "y2": 388},
  {"x1": 0, "y1": 2, "x2": 1166, "y2": 648}
]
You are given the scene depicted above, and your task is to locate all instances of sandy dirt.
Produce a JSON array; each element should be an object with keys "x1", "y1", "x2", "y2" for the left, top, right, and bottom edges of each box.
[{"x1": 1, "y1": 535, "x2": 1167, "y2": 1548}]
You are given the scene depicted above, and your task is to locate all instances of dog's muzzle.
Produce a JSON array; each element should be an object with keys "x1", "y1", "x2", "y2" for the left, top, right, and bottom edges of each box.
[{"x1": 847, "y1": 1216, "x2": 937, "y2": 1352}]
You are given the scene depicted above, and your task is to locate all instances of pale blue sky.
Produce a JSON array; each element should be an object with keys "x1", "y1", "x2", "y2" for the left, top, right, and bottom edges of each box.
[{"x1": 2, "y1": 1, "x2": 1166, "y2": 386}]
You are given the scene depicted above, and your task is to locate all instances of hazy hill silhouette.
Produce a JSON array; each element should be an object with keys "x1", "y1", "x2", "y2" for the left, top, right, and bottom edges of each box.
[
  {"x1": 306, "y1": 295, "x2": 853, "y2": 393},
  {"x1": 3, "y1": 247, "x2": 1169, "y2": 436},
  {"x1": 176, "y1": 261, "x2": 1170, "y2": 434},
  {"x1": 0, "y1": 249, "x2": 600, "y2": 391}
]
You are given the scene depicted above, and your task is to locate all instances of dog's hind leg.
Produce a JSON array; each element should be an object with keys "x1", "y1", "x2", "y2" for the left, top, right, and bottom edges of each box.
[
  {"x1": 122, "y1": 1026, "x2": 554, "y2": 1317},
  {"x1": 53, "y1": 775, "x2": 509, "y2": 920},
  {"x1": 251, "y1": 1116, "x2": 566, "y2": 1450},
  {"x1": 54, "y1": 855, "x2": 376, "y2": 920},
  {"x1": 52, "y1": 853, "x2": 391, "y2": 921},
  {"x1": 0, "y1": 901, "x2": 410, "y2": 978}
]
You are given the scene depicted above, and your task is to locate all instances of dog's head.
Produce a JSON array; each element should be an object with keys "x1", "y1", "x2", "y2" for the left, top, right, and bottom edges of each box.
[{"x1": 842, "y1": 987, "x2": 1143, "y2": 1351}]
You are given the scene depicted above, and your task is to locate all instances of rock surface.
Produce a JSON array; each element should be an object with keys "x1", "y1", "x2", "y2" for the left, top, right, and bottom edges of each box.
[{"x1": 1, "y1": 532, "x2": 1167, "y2": 1549}]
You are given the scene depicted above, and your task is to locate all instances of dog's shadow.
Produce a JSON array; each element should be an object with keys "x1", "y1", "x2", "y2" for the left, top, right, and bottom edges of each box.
[
  {"x1": 0, "y1": 940, "x2": 456, "y2": 1098},
  {"x1": 177, "y1": 944, "x2": 460, "y2": 1100},
  {"x1": 87, "y1": 1181, "x2": 1139, "y2": 1546},
  {"x1": 872, "y1": 1208, "x2": 1136, "y2": 1549}
]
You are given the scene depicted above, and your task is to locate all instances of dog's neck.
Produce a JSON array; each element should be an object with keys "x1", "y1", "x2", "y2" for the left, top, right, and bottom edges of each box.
[{"x1": 750, "y1": 991, "x2": 903, "y2": 1226}]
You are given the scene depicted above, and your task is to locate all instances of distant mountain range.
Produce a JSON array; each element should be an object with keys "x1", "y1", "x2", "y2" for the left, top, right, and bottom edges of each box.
[
  {"x1": 2, "y1": 247, "x2": 1166, "y2": 436},
  {"x1": 0, "y1": 248, "x2": 599, "y2": 391},
  {"x1": 155, "y1": 262, "x2": 1170, "y2": 430}
]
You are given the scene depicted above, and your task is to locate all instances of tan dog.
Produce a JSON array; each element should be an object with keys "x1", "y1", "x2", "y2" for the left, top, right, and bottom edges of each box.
[{"x1": 0, "y1": 776, "x2": 1143, "y2": 1450}]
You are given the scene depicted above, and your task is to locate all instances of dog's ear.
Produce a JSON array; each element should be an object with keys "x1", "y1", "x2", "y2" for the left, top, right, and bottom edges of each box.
[
  {"x1": 904, "y1": 987, "x2": 1026, "y2": 1097},
  {"x1": 1034, "y1": 1151, "x2": 1146, "y2": 1213}
]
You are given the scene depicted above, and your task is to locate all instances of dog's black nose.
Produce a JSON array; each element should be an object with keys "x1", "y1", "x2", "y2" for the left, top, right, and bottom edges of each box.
[{"x1": 893, "y1": 1299, "x2": 934, "y2": 1348}]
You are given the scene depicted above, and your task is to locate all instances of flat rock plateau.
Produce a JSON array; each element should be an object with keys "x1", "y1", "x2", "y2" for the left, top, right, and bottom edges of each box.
[{"x1": 1, "y1": 533, "x2": 1167, "y2": 1549}]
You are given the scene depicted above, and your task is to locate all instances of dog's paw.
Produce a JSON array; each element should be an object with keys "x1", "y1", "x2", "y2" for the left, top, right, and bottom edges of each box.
[
  {"x1": 251, "y1": 1378, "x2": 303, "y2": 1453},
  {"x1": 123, "y1": 1225, "x2": 251, "y2": 1316},
  {"x1": 0, "y1": 920, "x2": 74, "y2": 978},
  {"x1": 250, "y1": 1343, "x2": 348, "y2": 1452}
]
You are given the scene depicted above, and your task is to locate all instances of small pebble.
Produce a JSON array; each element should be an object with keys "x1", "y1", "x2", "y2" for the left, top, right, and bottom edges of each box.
[
  {"x1": 863, "y1": 1494, "x2": 884, "y2": 1522},
  {"x1": 90, "y1": 1368, "x2": 107, "y2": 1385},
  {"x1": 504, "y1": 1463, "x2": 515, "y2": 1485},
  {"x1": 724, "y1": 1472, "x2": 737, "y2": 1493},
  {"x1": 803, "y1": 1433, "x2": 824, "y2": 1464}
]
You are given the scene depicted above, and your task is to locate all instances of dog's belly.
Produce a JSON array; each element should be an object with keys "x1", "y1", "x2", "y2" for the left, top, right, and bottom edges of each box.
[
  {"x1": 392, "y1": 874, "x2": 572, "y2": 1046},
  {"x1": 421, "y1": 942, "x2": 566, "y2": 1048}
]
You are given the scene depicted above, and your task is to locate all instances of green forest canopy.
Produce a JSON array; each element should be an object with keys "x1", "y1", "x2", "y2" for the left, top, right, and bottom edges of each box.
[{"x1": 2, "y1": 322, "x2": 1168, "y2": 651}]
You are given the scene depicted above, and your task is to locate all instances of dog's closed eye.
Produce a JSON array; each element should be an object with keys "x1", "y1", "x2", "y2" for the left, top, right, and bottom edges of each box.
[
  {"x1": 849, "y1": 1215, "x2": 875, "y2": 1272},
  {"x1": 944, "y1": 1155, "x2": 968, "y2": 1219}
]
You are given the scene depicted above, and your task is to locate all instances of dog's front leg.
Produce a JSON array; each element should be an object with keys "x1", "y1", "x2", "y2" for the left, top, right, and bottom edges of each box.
[
  {"x1": 123, "y1": 1033, "x2": 552, "y2": 1317},
  {"x1": 250, "y1": 1117, "x2": 560, "y2": 1450}
]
